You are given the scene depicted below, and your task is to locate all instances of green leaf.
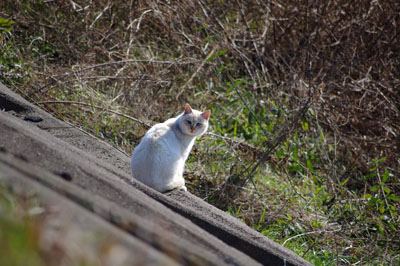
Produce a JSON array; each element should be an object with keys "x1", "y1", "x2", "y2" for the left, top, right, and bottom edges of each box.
[
  {"x1": 311, "y1": 221, "x2": 322, "y2": 228},
  {"x1": 0, "y1": 18, "x2": 15, "y2": 27},
  {"x1": 306, "y1": 158, "x2": 314, "y2": 172},
  {"x1": 328, "y1": 144, "x2": 334, "y2": 152},
  {"x1": 364, "y1": 173, "x2": 376, "y2": 180},
  {"x1": 364, "y1": 193, "x2": 373, "y2": 199},
  {"x1": 228, "y1": 99, "x2": 238, "y2": 106},
  {"x1": 382, "y1": 169, "x2": 389, "y2": 183},
  {"x1": 379, "y1": 205, "x2": 385, "y2": 214},
  {"x1": 217, "y1": 49, "x2": 227, "y2": 56},
  {"x1": 234, "y1": 208, "x2": 241, "y2": 218},
  {"x1": 194, "y1": 24, "x2": 208, "y2": 31},
  {"x1": 235, "y1": 79, "x2": 244, "y2": 87},
  {"x1": 233, "y1": 121, "x2": 237, "y2": 137},
  {"x1": 340, "y1": 176, "x2": 351, "y2": 187},
  {"x1": 369, "y1": 157, "x2": 387, "y2": 172},
  {"x1": 301, "y1": 121, "x2": 309, "y2": 131},
  {"x1": 0, "y1": 18, "x2": 15, "y2": 32},
  {"x1": 276, "y1": 218, "x2": 287, "y2": 225},
  {"x1": 382, "y1": 185, "x2": 391, "y2": 195},
  {"x1": 288, "y1": 162, "x2": 299, "y2": 173},
  {"x1": 319, "y1": 132, "x2": 324, "y2": 142},
  {"x1": 312, "y1": 175, "x2": 319, "y2": 184},
  {"x1": 377, "y1": 157, "x2": 387, "y2": 165},
  {"x1": 206, "y1": 54, "x2": 217, "y2": 62},
  {"x1": 258, "y1": 208, "x2": 266, "y2": 225},
  {"x1": 387, "y1": 194, "x2": 400, "y2": 202},
  {"x1": 370, "y1": 185, "x2": 379, "y2": 192}
]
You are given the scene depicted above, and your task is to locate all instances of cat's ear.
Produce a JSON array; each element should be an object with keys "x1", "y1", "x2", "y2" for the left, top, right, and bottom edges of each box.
[
  {"x1": 184, "y1": 103, "x2": 193, "y2": 114},
  {"x1": 201, "y1": 110, "x2": 211, "y2": 120}
]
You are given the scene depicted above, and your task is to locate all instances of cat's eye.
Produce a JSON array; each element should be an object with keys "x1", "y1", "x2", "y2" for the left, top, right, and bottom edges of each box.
[
  {"x1": 196, "y1": 123, "x2": 201, "y2": 127},
  {"x1": 186, "y1": 120, "x2": 192, "y2": 125}
]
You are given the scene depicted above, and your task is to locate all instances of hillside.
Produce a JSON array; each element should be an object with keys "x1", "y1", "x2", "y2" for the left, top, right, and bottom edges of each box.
[
  {"x1": 1, "y1": 83, "x2": 312, "y2": 265},
  {"x1": 1, "y1": 0, "x2": 399, "y2": 265}
]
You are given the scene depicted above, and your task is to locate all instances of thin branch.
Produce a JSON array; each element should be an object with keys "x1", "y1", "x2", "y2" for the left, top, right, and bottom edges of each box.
[
  {"x1": 175, "y1": 48, "x2": 216, "y2": 100},
  {"x1": 29, "y1": 59, "x2": 197, "y2": 99},
  {"x1": 204, "y1": 132, "x2": 262, "y2": 153},
  {"x1": 239, "y1": 95, "x2": 311, "y2": 187},
  {"x1": 36, "y1": 100, "x2": 152, "y2": 128},
  {"x1": 283, "y1": 227, "x2": 341, "y2": 247}
]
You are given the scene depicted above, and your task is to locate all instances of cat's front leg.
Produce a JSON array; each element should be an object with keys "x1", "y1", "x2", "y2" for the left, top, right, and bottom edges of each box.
[
  {"x1": 160, "y1": 179, "x2": 187, "y2": 193},
  {"x1": 178, "y1": 185, "x2": 187, "y2": 192}
]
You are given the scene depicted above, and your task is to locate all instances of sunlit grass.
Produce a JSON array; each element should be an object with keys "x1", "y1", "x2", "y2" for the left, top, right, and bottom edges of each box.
[{"x1": 1, "y1": 0, "x2": 400, "y2": 264}]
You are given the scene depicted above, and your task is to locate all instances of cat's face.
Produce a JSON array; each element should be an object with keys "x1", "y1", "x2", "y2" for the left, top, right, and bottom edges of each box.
[{"x1": 179, "y1": 104, "x2": 210, "y2": 136}]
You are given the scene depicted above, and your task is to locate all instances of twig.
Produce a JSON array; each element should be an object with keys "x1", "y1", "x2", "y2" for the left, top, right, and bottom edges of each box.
[
  {"x1": 135, "y1": 9, "x2": 153, "y2": 32},
  {"x1": 28, "y1": 59, "x2": 195, "y2": 99},
  {"x1": 204, "y1": 132, "x2": 262, "y2": 153},
  {"x1": 235, "y1": 0, "x2": 268, "y2": 80},
  {"x1": 36, "y1": 100, "x2": 152, "y2": 128},
  {"x1": 237, "y1": 95, "x2": 311, "y2": 189},
  {"x1": 175, "y1": 48, "x2": 216, "y2": 100},
  {"x1": 282, "y1": 227, "x2": 341, "y2": 247},
  {"x1": 89, "y1": 3, "x2": 112, "y2": 29}
]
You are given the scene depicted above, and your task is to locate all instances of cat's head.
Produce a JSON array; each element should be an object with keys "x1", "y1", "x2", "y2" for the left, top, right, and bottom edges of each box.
[{"x1": 179, "y1": 103, "x2": 210, "y2": 136}]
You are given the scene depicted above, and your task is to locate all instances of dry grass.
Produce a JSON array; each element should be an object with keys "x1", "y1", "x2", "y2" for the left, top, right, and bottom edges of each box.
[{"x1": 1, "y1": 0, "x2": 400, "y2": 264}]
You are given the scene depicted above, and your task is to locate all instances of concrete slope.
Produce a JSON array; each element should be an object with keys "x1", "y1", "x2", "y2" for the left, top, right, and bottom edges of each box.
[
  {"x1": 0, "y1": 152, "x2": 179, "y2": 266},
  {"x1": 0, "y1": 83, "x2": 312, "y2": 266}
]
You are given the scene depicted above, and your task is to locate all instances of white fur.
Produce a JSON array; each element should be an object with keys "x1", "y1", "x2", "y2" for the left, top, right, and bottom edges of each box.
[{"x1": 131, "y1": 105, "x2": 210, "y2": 192}]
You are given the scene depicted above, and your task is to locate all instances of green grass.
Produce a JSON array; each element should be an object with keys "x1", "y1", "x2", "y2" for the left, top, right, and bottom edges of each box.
[
  {"x1": 0, "y1": 217, "x2": 44, "y2": 266},
  {"x1": 1, "y1": 0, "x2": 400, "y2": 264},
  {"x1": 0, "y1": 185, "x2": 45, "y2": 266}
]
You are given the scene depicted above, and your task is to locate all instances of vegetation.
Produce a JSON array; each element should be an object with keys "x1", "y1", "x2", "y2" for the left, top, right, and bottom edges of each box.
[
  {"x1": 0, "y1": 183, "x2": 101, "y2": 266},
  {"x1": 0, "y1": 180, "x2": 149, "y2": 266},
  {"x1": 1, "y1": 0, "x2": 399, "y2": 265},
  {"x1": 0, "y1": 184, "x2": 45, "y2": 266}
]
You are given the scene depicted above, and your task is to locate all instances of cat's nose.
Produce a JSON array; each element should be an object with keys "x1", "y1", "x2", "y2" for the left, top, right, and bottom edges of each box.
[{"x1": 190, "y1": 126, "x2": 195, "y2": 132}]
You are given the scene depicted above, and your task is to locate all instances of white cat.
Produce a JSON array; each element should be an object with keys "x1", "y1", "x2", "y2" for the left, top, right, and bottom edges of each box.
[{"x1": 131, "y1": 104, "x2": 211, "y2": 192}]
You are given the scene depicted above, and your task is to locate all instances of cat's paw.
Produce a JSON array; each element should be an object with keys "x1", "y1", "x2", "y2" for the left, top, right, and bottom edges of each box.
[{"x1": 179, "y1": 185, "x2": 187, "y2": 192}]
